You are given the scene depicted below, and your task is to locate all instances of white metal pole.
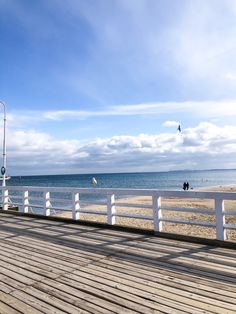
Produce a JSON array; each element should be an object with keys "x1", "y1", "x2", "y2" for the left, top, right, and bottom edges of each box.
[{"x1": 0, "y1": 101, "x2": 6, "y2": 187}]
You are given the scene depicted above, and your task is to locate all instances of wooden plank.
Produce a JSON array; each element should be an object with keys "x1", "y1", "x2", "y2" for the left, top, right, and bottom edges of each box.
[
  {"x1": 0, "y1": 213, "x2": 236, "y2": 313},
  {"x1": 0, "y1": 260, "x2": 46, "y2": 282},
  {"x1": 109, "y1": 239, "x2": 236, "y2": 274},
  {"x1": 0, "y1": 291, "x2": 43, "y2": 314},
  {"x1": 110, "y1": 250, "x2": 236, "y2": 284},
  {"x1": 0, "y1": 248, "x2": 69, "y2": 276},
  {"x1": 103, "y1": 258, "x2": 236, "y2": 297},
  {"x1": 0, "y1": 301, "x2": 20, "y2": 314},
  {"x1": 0, "y1": 274, "x2": 27, "y2": 291},
  {"x1": 1, "y1": 237, "x2": 98, "y2": 273},
  {"x1": 6, "y1": 224, "x2": 233, "y2": 284},
  {"x1": 33, "y1": 279, "x2": 138, "y2": 314},
  {"x1": 63, "y1": 268, "x2": 236, "y2": 314},
  {"x1": 0, "y1": 242, "x2": 75, "y2": 272},
  {"x1": 10, "y1": 289, "x2": 67, "y2": 314},
  {"x1": 0, "y1": 281, "x2": 13, "y2": 293},
  {"x1": 3, "y1": 230, "x2": 109, "y2": 259},
  {"x1": 146, "y1": 236, "x2": 236, "y2": 257},
  {"x1": 122, "y1": 239, "x2": 236, "y2": 268},
  {"x1": 61, "y1": 269, "x2": 207, "y2": 314},
  {"x1": 85, "y1": 260, "x2": 236, "y2": 306},
  {"x1": 0, "y1": 266, "x2": 36, "y2": 286},
  {"x1": 4, "y1": 236, "x2": 106, "y2": 264},
  {"x1": 0, "y1": 214, "x2": 145, "y2": 241},
  {"x1": 13, "y1": 286, "x2": 90, "y2": 314},
  {"x1": 144, "y1": 236, "x2": 236, "y2": 259},
  {"x1": 0, "y1": 253, "x2": 62, "y2": 280},
  {"x1": 136, "y1": 236, "x2": 236, "y2": 258},
  {"x1": 57, "y1": 275, "x2": 165, "y2": 314},
  {"x1": 93, "y1": 257, "x2": 236, "y2": 297}
]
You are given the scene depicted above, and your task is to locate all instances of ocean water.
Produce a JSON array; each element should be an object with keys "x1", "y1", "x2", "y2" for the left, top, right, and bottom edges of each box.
[
  {"x1": 7, "y1": 169, "x2": 236, "y2": 190},
  {"x1": 5, "y1": 170, "x2": 236, "y2": 211}
]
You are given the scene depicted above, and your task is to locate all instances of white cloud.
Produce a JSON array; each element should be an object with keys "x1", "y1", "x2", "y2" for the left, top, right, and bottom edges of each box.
[
  {"x1": 3, "y1": 122, "x2": 236, "y2": 175},
  {"x1": 226, "y1": 73, "x2": 236, "y2": 81},
  {"x1": 42, "y1": 99, "x2": 236, "y2": 121}
]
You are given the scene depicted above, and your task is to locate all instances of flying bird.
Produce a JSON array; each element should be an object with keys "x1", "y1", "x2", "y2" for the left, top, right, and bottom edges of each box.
[{"x1": 177, "y1": 124, "x2": 181, "y2": 133}]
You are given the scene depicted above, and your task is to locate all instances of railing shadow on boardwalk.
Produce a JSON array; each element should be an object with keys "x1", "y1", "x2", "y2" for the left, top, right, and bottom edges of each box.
[{"x1": 0, "y1": 212, "x2": 236, "y2": 286}]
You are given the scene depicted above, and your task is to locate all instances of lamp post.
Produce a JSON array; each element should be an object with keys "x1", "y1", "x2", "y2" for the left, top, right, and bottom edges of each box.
[{"x1": 0, "y1": 101, "x2": 6, "y2": 187}]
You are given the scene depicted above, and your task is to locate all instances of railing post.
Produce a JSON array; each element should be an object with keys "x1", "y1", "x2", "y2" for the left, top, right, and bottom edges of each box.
[
  {"x1": 72, "y1": 192, "x2": 80, "y2": 220},
  {"x1": 107, "y1": 194, "x2": 116, "y2": 225},
  {"x1": 44, "y1": 191, "x2": 51, "y2": 216},
  {"x1": 3, "y1": 188, "x2": 8, "y2": 211},
  {"x1": 215, "y1": 198, "x2": 226, "y2": 241},
  {"x1": 152, "y1": 194, "x2": 162, "y2": 232},
  {"x1": 22, "y1": 190, "x2": 29, "y2": 213}
]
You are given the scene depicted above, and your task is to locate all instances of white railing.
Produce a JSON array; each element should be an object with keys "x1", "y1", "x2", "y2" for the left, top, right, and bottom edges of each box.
[{"x1": 1, "y1": 186, "x2": 236, "y2": 241}]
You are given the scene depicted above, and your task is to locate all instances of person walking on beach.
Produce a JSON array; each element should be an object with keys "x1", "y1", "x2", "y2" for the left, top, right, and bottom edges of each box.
[{"x1": 186, "y1": 182, "x2": 189, "y2": 190}]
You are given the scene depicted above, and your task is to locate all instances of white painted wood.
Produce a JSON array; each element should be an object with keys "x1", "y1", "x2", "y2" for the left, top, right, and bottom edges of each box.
[
  {"x1": 160, "y1": 217, "x2": 215, "y2": 227},
  {"x1": 3, "y1": 189, "x2": 8, "y2": 211},
  {"x1": 161, "y1": 206, "x2": 214, "y2": 215},
  {"x1": 72, "y1": 192, "x2": 80, "y2": 220},
  {"x1": 78, "y1": 209, "x2": 107, "y2": 215},
  {"x1": 224, "y1": 210, "x2": 236, "y2": 216},
  {"x1": 43, "y1": 192, "x2": 51, "y2": 216},
  {"x1": 2, "y1": 185, "x2": 236, "y2": 241},
  {"x1": 80, "y1": 200, "x2": 106, "y2": 206},
  {"x1": 224, "y1": 223, "x2": 236, "y2": 229},
  {"x1": 152, "y1": 194, "x2": 158, "y2": 231},
  {"x1": 22, "y1": 191, "x2": 29, "y2": 213},
  {"x1": 27, "y1": 196, "x2": 44, "y2": 202},
  {"x1": 152, "y1": 194, "x2": 162, "y2": 232},
  {"x1": 49, "y1": 206, "x2": 71, "y2": 212},
  {"x1": 215, "y1": 198, "x2": 226, "y2": 240},
  {"x1": 115, "y1": 212, "x2": 152, "y2": 220},
  {"x1": 25, "y1": 204, "x2": 44, "y2": 209},
  {"x1": 107, "y1": 194, "x2": 116, "y2": 225},
  {"x1": 116, "y1": 203, "x2": 152, "y2": 209},
  {"x1": 9, "y1": 202, "x2": 22, "y2": 206},
  {"x1": 49, "y1": 197, "x2": 70, "y2": 205},
  {"x1": 157, "y1": 196, "x2": 162, "y2": 232}
]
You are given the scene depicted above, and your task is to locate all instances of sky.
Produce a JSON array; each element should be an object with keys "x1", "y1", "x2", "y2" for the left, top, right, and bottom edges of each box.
[{"x1": 1, "y1": 0, "x2": 236, "y2": 175}]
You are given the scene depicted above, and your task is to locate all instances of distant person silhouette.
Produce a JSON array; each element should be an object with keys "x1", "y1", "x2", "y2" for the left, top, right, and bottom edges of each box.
[
  {"x1": 186, "y1": 182, "x2": 189, "y2": 190},
  {"x1": 183, "y1": 182, "x2": 187, "y2": 190}
]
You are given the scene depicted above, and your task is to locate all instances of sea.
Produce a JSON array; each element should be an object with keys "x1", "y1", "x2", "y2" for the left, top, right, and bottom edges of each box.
[
  {"x1": 7, "y1": 169, "x2": 236, "y2": 190},
  {"x1": 5, "y1": 169, "x2": 236, "y2": 211}
]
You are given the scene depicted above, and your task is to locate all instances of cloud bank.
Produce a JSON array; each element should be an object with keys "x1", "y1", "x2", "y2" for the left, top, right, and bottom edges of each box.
[{"x1": 4, "y1": 122, "x2": 236, "y2": 175}]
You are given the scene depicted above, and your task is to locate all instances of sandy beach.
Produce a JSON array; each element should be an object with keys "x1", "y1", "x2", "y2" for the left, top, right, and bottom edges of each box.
[{"x1": 56, "y1": 185, "x2": 236, "y2": 241}]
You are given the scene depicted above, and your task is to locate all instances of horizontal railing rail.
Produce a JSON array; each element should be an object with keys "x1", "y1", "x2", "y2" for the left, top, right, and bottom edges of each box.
[{"x1": 1, "y1": 185, "x2": 236, "y2": 241}]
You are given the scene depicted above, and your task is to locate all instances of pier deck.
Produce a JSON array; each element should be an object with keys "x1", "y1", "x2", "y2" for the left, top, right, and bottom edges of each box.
[{"x1": 0, "y1": 212, "x2": 235, "y2": 313}]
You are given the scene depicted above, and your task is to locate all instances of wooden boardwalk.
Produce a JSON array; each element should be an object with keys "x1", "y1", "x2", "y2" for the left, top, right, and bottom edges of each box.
[{"x1": 0, "y1": 213, "x2": 235, "y2": 313}]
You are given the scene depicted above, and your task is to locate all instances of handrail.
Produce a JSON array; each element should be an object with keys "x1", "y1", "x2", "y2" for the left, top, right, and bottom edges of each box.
[{"x1": 1, "y1": 185, "x2": 236, "y2": 241}]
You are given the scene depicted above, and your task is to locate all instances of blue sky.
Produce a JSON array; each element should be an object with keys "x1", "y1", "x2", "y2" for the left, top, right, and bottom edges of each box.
[{"x1": 1, "y1": 0, "x2": 236, "y2": 175}]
